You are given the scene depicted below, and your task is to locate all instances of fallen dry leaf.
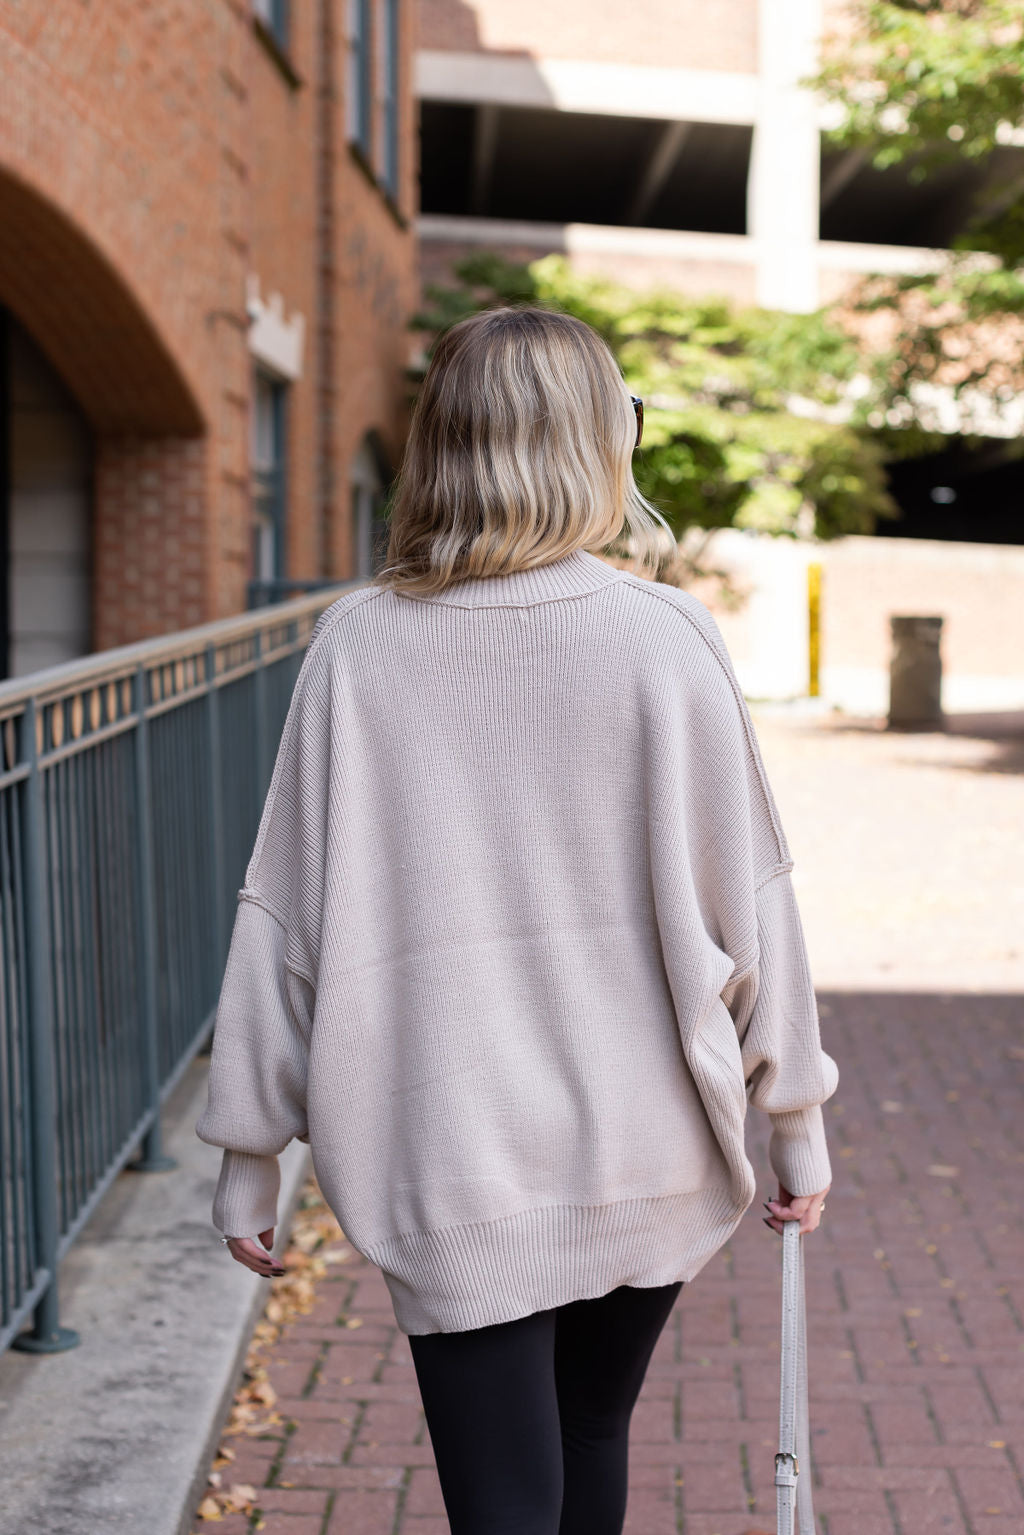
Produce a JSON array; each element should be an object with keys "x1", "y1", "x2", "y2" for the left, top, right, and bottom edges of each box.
[
  {"x1": 224, "y1": 1483, "x2": 259, "y2": 1511},
  {"x1": 289, "y1": 1225, "x2": 323, "y2": 1254}
]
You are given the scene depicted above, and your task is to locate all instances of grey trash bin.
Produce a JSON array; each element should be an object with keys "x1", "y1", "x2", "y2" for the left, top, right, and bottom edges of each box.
[{"x1": 888, "y1": 614, "x2": 944, "y2": 729}]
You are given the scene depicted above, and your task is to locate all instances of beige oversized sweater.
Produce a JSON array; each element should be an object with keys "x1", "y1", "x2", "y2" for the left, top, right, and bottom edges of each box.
[{"x1": 196, "y1": 547, "x2": 838, "y2": 1334}]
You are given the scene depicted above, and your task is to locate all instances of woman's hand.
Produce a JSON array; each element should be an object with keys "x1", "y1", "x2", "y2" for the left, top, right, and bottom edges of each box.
[
  {"x1": 225, "y1": 1227, "x2": 286, "y2": 1278},
  {"x1": 763, "y1": 1182, "x2": 830, "y2": 1236}
]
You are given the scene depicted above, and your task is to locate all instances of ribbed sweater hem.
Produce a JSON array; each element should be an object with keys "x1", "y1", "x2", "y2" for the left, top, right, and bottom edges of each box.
[{"x1": 364, "y1": 1185, "x2": 749, "y2": 1335}]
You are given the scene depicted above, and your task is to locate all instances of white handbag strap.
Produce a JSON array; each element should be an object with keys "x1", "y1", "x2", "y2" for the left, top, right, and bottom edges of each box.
[{"x1": 776, "y1": 1220, "x2": 816, "y2": 1535}]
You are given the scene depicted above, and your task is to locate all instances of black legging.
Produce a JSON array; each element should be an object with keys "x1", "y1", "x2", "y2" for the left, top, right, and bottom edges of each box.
[{"x1": 408, "y1": 1280, "x2": 683, "y2": 1535}]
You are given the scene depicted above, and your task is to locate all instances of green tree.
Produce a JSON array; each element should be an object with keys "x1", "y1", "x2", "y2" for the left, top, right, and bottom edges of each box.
[
  {"x1": 810, "y1": 0, "x2": 1024, "y2": 436},
  {"x1": 412, "y1": 252, "x2": 898, "y2": 565}
]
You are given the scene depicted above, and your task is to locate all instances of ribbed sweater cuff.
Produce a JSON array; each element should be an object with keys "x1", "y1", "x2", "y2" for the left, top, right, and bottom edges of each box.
[
  {"x1": 211, "y1": 1149, "x2": 281, "y2": 1237},
  {"x1": 768, "y1": 1105, "x2": 833, "y2": 1197}
]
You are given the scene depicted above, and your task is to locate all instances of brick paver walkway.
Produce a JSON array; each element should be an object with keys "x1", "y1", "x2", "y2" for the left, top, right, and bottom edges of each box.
[{"x1": 192, "y1": 708, "x2": 1024, "y2": 1535}]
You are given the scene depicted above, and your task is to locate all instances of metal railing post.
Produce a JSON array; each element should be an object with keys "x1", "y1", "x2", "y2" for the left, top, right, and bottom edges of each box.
[
  {"x1": 253, "y1": 627, "x2": 271, "y2": 799},
  {"x1": 129, "y1": 665, "x2": 176, "y2": 1173},
  {"x1": 10, "y1": 699, "x2": 79, "y2": 1352},
  {"x1": 205, "y1": 642, "x2": 228, "y2": 974}
]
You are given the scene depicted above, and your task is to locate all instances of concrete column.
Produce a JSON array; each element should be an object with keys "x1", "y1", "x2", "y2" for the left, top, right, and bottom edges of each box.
[{"x1": 748, "y1": 0, "x2": 822, "y2": 312}]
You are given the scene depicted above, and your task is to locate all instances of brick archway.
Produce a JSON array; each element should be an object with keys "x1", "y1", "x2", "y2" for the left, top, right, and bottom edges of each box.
[{"x1": 0, "y1": 167, "x2": 204, "y2": 436}]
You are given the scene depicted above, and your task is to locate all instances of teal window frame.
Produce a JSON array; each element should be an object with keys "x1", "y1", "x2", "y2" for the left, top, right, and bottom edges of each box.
[
  {"x1": 251, "y1": 370, "x2": 289, "y2": 584},
  {"x1": 380, "y1": 0, "x2": 400, "y2": 198},
  {"x1": 349, "y1": 0, "x2": 373, "y2": 160},
  {"x1": 253, "y1": 0, "x2": 290, "y2": 51}
]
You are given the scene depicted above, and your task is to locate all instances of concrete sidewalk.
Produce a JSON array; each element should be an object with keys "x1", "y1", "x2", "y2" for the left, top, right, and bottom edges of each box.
[
  {"x1": 186, "y1": 706, "x2": 1024, "y2": 1535},
  {"x1": 0, "y1": 1056, "x2": 311, "y2": 1535}
]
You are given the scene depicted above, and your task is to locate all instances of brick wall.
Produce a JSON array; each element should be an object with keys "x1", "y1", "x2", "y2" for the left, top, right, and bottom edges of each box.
[
  {"x1": 94, "y1": 438, "x2": 208, "y2": 649},
  {"x1": 0, "y1": 0, "x2": 417, "y2": 654}
]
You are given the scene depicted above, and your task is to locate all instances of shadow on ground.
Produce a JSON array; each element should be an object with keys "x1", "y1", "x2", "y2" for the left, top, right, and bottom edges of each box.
[{"x1": 780, "y1": 707, "x2": 1024, "y2": 776}]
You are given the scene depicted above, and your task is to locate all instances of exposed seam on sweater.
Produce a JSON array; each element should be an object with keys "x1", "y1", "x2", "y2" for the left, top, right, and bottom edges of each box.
[
  {"x1": 283, "y1": 912, "x2": 657, "y2": 988},
  {"x1": 386, "y1": 578, "x2": 627, "y2": 612},
  {"x1": 617, "y1": 573, "x2": 792, "y2": 870},
  {"x1": 236, "y1": 889, "x2": 318, "y2": 990},
  {"x1": 754, "y1": 859, "x2": 796, "y2": 892},
  {"x1": 247, "y1": 586, "x2": 385, "y2": 880},
  {"x1": 238, "y1": 887, "x2": 289, "y2": 930}
]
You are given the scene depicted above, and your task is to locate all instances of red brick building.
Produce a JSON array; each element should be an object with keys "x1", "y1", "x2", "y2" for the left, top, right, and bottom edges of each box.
[{"x1": 0, "y1": 0, "x2": 417, "y2": 675}]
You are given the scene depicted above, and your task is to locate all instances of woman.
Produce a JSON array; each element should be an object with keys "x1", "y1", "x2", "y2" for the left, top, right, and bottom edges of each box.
[{"x1": 196, "y1": 306, "x2": 837, "y2": 1535}]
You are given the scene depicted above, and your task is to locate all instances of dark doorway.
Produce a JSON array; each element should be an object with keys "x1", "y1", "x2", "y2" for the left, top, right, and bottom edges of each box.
[
  {"x1": 880, "y1": 439, "x2": 1024, "y2": 546},
  {"x1": 0, "y1": 306, "x2": 94, "y2": 679}
]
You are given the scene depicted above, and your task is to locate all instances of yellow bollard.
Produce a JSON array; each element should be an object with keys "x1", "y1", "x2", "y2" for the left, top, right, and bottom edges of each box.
[{"x1": 807, "y1": 561, "x2": 822, "y2": 698}]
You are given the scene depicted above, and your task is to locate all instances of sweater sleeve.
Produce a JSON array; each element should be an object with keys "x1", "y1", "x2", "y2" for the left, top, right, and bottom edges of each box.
[
  {"x1": 738, "y1": 866, "x2": 839, "y2": 1196},
  {"x1": 195, "y1": 898, "x2": 317, "y2": 1234},
  {"x1": 669, "y1": 590, "x2": 838, "y2": 1197},
  {"x1": 195, "y1": 608, "x2": 333, "y2": 1236}
]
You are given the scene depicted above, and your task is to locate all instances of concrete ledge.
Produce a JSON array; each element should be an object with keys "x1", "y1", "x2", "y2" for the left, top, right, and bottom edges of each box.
[{"x1": 0, "y1": 1056, "x2": 311, "y2": 1535}]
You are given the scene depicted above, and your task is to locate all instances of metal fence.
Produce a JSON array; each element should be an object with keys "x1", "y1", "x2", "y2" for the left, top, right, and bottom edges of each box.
[
  {"x1": 0, "y1": 583, "x2": 360, "y2": 1354},
  {"x1": 247, "y1": 576, "x2": 342, "y2": 610}
]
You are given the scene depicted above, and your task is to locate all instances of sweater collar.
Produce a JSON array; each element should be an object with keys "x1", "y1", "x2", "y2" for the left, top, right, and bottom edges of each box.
[{"x1": 396, "y1": 548, "x2": 627, "y2": 608}]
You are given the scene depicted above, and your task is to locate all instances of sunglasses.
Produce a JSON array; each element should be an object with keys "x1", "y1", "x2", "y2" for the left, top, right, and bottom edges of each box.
[{"x1": 631, "y1": 395, "x2": 644, "y2": 450}]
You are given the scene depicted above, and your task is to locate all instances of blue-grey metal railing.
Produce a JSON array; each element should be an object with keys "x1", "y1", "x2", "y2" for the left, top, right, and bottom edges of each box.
[
  {"x1": 247, "y1": 576, "x2": 341, "y2": 610},
  {"x1": 0, "y1": 582, "x2": 361, "y2": 1353}
]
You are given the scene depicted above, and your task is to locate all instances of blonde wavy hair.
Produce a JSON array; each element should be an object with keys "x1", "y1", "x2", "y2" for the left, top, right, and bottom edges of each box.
[{"x1": 372, "y1": 306, "x2": 674, "y2": 595}]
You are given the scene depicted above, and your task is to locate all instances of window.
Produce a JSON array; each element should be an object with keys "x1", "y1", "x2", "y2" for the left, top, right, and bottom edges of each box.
[
  {"x1": 347, "y1": 0, "x2": 373, "y2": 160},
  {"x1": 351, "y1": 438, "x2": 388, "y2": 579},
  {"x1": 377, "y1": 0, "x2": 400, "y2": 197},
  {"x1": 253, "y1": 0, "x2": 289, "y2": 51},
  {"x1": 251, "y1": 370, "x2": 288, "y2": 584}
]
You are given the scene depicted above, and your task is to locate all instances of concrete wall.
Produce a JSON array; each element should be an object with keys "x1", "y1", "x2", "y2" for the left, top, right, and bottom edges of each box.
[
  {"x1": 417, "y1": 0, "x2": 760, "y2": 72},
  {"x1": 418, "y1": 220, "x2": 762, "y2": 304},
  {"x1": 693, "y1": 529, "x2": 1024, "y2": 715},
  {"x1": 416, "y1": 0, "x2": 830, "y2": 311}
]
